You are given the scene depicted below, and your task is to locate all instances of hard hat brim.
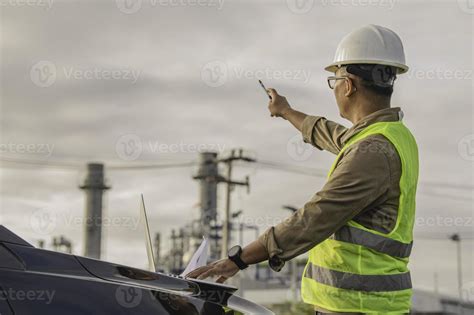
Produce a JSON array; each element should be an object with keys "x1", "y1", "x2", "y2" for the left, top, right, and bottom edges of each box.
[{"x1": 325, "y1": 60, "x2": 409, "y2": 74}]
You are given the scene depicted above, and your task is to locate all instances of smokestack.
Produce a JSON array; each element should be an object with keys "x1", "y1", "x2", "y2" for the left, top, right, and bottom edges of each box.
[
  {"x1": 196, "y1": 152, "x2": 218, "y2": 225},
  {"x1": 193, "y1": 152, "x2": 220, "y2": 260},
  {"x1": 80, "y1": 163, "x2": 110, "y2": 259}
]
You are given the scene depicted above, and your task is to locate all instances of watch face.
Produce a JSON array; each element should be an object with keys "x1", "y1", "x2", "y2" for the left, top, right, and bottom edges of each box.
[{"x1": 228, "y1": 245, "x2": 240, "y2": 257}]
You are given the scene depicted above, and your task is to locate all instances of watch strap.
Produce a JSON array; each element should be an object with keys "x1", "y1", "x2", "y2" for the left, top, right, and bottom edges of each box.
[{"x1": 228, "y1": 246, "x2": 248, "y2": 270}]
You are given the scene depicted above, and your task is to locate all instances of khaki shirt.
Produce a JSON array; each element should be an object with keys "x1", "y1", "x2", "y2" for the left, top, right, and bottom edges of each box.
[{"x1": 257, "y1": 107, "x2": 403, "y2": 264}]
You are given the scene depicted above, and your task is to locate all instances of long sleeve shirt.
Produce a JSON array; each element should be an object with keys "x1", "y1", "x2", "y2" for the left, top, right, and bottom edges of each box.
[{"x1": 257, "y1": 107, "x2": 404, "y2": 265}]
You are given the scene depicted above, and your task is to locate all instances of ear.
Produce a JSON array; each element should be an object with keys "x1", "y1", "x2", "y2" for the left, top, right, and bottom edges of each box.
[{"x1": 344, "y1": 78, "x2": 357, "y2": 97}]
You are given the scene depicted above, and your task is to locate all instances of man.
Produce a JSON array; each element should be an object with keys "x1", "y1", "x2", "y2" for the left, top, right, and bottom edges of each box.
[{"x1": 187, "y1": 25, "x2": 419, "y2": 314}]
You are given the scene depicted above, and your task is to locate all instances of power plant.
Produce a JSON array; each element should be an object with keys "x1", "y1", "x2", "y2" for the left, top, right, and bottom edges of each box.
[{"x1": 62, "y1": 151, "x2": 474, "y2": 314}]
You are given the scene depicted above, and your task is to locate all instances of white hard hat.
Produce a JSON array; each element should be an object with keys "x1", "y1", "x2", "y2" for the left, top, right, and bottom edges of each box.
[{"x1": 326, "y1": 24, "x2": 408, "y2": 74}]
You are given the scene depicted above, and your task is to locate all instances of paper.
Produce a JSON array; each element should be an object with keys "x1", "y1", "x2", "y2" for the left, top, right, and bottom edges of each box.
[{"x1": 180, "y1": 237, "x2": 209, "y2": 277}]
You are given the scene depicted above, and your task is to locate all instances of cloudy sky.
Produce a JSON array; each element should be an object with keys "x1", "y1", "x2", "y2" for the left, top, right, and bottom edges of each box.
[{"x1": 0, "y1": 0, "x2": 473, "y2": 299}]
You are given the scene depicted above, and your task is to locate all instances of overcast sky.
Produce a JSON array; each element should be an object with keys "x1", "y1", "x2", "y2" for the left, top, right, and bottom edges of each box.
[{"x1": 0, "y1": 0, "x2": 473, "y2": 300}]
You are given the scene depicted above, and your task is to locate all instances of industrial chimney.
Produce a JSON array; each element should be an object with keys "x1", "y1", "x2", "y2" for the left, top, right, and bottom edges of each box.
[{"x1": 80, "y1": 163, "x2": 110, "y2": 259}]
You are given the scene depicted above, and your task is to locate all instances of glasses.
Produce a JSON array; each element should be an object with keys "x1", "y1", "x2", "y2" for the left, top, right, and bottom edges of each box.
[{"x1": 327, "y1": 76, "x2": 348, "y2": 89}]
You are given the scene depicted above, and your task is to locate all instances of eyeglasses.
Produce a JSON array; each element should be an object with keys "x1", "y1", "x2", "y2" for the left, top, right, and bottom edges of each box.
[{"x1": 327, "y1": 76, "x2": 348, "y2": 89}]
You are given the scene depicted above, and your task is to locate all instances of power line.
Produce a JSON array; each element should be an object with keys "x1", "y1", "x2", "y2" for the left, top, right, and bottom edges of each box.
[
  {"x1": 0, "y1": 157, "x2": 80, "y2": 170},
  {"x1": 416, "y1": 235, "x2": 474, "y2": 241},
  {"x1": 251, "y1": 160, "x2": 474, "y2": 191},
  {"x1": 250, "y1": 160, "x2": 327, "y2": 178},
  {"x1": 0, "y1": 156, "x2": 196, "y2": 171},
  {"x1": 246, "y1": 160, "x2": 473, "y2": 201},
  {"x1": 107, "y1": 161, "x2": 196, "y2": 170},
  {"x1": 1, "y1": 156, "x2": 473, "y2": 200}
]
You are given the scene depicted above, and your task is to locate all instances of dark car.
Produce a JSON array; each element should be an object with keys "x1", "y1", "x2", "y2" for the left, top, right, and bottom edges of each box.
[{"x1": 0, "y1": 225, "x2": 273, "y2": 315}]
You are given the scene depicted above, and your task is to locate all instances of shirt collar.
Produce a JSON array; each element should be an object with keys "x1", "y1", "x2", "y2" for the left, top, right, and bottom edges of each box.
[{"x1": 341, "y1": 107, "x2": 403, "y2": 145}]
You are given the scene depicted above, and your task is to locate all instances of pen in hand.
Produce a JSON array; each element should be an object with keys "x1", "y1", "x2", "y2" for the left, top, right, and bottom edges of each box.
[{"x1": 258, "y1": 80, "x2": 272, "y2": 100}]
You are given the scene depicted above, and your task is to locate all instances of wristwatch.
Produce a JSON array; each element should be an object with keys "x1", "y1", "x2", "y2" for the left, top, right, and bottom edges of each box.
[{"x1": 228, "y1": 245, "x2": 249, "y2": 270}]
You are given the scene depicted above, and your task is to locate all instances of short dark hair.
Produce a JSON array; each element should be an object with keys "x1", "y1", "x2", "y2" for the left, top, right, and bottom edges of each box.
[
  {"x1": 346, "y1": 64, "x2": 397, "y2": 97},
  {"x1": 360, "y1": 80, "x2": 394, "y2": 97}
]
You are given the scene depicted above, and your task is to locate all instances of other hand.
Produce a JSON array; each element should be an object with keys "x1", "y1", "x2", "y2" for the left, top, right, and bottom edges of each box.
[{"x1": 185, "y1": 259, "x2": 240, "y2": 283}]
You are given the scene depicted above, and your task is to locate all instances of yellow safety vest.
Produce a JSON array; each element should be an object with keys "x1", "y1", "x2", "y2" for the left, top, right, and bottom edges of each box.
[{"x1": 301, "y1": 121, "x2": 419, "y2": 314}]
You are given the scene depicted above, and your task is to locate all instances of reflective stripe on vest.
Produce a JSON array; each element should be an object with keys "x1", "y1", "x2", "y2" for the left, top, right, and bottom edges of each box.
[
  {"x1": 330, "y1": 225, "x2": 413, "y2": 258},
  {"x1": 304, "y1": 263, "x2": 412, "y2": 292}
]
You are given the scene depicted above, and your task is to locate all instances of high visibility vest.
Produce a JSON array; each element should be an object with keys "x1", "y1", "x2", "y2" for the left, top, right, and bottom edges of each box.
[{"x1": 301, "y1": 121, "x2": 419, "y2": 314}]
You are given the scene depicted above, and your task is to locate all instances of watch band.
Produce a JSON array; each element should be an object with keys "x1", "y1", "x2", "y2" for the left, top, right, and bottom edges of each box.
[{"x1": 228, "y1": 246, "x2": 249, "y2": 270}]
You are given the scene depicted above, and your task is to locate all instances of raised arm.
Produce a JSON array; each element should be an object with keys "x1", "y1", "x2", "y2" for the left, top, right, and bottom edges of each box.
[{"x1": 267, "y1": 88, "x2": 348, "y2": 154}]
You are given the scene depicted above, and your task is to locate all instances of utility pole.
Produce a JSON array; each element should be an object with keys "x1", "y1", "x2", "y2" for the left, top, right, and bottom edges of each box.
[
  {"x1": 192, "y1": 150, "x2": 255, "y2": 260},
  {"x1": 80, "y1": 163, "x2": 110, "y2": 259},
  {"x1": 222, "y1": 151, "x2": 233, "y2": 259},
  {"x1": 450, "y1": 233, "x2": 463, "y2": 314},
  {"x1": 219, "y1": 149, "x2": 255, "y2": 259}
]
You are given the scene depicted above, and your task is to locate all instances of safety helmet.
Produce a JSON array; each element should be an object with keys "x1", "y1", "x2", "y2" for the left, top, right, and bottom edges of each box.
[{"x1": 325, "y1": 24, "x2": 409, "y2": 74}]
